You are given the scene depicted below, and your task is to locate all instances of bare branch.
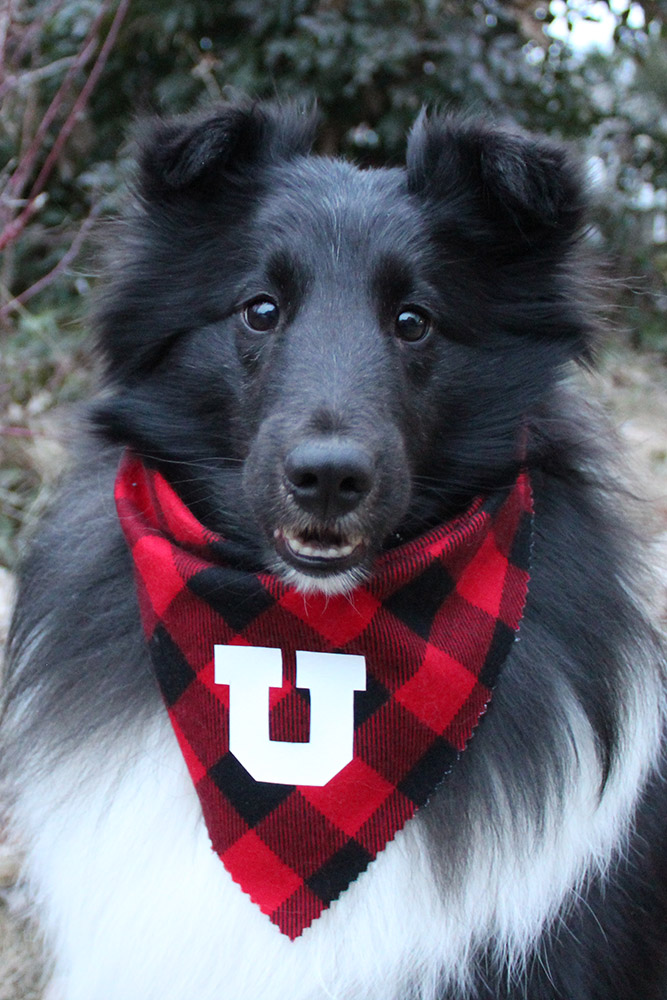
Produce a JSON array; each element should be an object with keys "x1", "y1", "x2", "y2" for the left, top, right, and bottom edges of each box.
[
  {"x1": 9, "y1": 0, "x2": 69, "y2": 70},
  {"x1": 0, "y1": 0, "x2": 130, "y2": 253},
  {"x1": 0, "y1": 426, "x2": 35, "y2": 438},
  {"x1": 0, "y1": 53, "x2": 80, "y2": 101},
  {"x1": 29, "y1": 0, "x2": 133, "y2": 201},
  {"x1": 3, "y1": 5, "x2": 109, "y2": 208},
  {"x1": 0, "y1": 0, "x2": 16, "y2": 78},
  {"x1": 0, "y1": 199, "x2": 105, "y2": 323}
]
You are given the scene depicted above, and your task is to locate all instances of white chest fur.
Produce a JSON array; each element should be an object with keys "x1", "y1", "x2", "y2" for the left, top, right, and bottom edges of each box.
[{"x1": 13, "y1": 653, "x2": 662, "y2": 1000}]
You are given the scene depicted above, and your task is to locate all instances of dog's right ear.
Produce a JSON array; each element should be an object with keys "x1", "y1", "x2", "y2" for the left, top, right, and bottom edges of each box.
[{"x1": 137, "y1": 101, "x2": 319, "y2": 199}]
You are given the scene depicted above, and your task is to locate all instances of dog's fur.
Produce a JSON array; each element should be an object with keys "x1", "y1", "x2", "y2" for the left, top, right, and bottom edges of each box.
[{"x1": 2, "y1": 103, "x2": 666, "y2": 1000}]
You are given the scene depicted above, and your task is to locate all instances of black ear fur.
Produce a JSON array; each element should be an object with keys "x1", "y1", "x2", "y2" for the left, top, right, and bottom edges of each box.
[
  {"x1": 138, "y1": 101, "x2": 319, "y2": 198},
  {"x1": 406, "y1": 111, "x2": 586, "y2": 243}
]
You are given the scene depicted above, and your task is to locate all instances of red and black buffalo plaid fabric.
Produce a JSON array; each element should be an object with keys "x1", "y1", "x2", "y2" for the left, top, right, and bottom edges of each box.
[{"x1": 115, "y1": 452, "x2": 532, "y2": 938}]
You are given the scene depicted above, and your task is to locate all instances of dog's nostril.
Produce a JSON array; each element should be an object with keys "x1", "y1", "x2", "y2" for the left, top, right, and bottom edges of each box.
[
  {"x1": 340, "y1": 475, "x2": 360, "y2": 495},
  {"x1": 293, "y1": 471, "x2": 319, "y2": 491},
  {"x1": 284, "y1": 438, "x2": 374, "y2": 517}
]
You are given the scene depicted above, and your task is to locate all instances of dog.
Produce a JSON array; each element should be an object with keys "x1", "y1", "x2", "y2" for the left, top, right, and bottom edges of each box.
[{"x1": 2, "y1": 101, "x2": 666, "y2": 1000}]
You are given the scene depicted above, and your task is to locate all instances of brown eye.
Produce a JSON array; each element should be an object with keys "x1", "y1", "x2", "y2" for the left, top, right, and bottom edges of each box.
[
  {"x1": 394, "y1": 308, "x2": 430, "y2": 343},
  {"x1": 243, "y1": 297, "x2": 280, "y2": 332}
]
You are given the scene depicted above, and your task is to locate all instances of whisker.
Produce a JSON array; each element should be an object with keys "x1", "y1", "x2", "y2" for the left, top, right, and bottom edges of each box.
[{"x1": 135, "y1": 451, "x2": 246, "y2": 467}]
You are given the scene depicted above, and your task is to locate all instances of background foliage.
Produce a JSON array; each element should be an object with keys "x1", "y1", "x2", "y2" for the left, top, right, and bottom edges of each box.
[{"x1": 1, "y1": 0, "x2": 666, "y2": 567}]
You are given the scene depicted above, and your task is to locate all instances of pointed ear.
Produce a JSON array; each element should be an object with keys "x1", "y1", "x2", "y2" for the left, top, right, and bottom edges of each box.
[
  {"x1": 406, "y1": 112, "x2": 586, "y2": 245},
  {"x1": 137, "y1": 101, "x2": 319, "y2": 198}
]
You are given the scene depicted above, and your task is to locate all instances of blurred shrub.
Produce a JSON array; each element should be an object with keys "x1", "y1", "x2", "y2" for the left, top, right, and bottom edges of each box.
[{"x1": 2, "y1": 0, "x2": 666, "y2": 337}]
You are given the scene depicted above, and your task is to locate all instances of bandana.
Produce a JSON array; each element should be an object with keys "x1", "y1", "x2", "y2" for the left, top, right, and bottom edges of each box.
[{"x1": 115, "y1": 453, "x2": 532, "y2": 939}]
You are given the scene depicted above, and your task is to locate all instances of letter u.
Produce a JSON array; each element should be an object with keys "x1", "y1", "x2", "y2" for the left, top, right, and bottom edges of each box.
[{"x1": 214, "y1": 645, "x2": 367, "y2": 786}]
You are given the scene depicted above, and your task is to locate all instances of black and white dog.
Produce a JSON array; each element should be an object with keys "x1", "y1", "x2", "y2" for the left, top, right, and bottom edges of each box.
[{"x1": 2, "y1": 102, "x2": 666, "y2": 1000}]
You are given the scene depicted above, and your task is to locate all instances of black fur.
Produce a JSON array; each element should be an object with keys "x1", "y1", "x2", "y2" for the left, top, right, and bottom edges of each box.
[{"x1": 3, "y1": 103, "x2": 666, "y2": 1000}]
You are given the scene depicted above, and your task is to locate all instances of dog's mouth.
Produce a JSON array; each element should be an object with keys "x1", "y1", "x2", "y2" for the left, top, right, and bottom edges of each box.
[
  {"x1": 245, "y1": 429, "x2": 411, "y2": 593},
  {"x1": 273, "y1": 526, "x2": 368, "y2": 576}
]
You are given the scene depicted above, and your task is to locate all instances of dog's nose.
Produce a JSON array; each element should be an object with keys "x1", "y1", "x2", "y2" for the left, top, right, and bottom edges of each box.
[{"x1": 284, "y1": 437, "x2": 373, "y2": 518}]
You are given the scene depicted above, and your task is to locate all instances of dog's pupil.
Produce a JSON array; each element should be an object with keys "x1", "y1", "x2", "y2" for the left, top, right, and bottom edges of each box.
[
  {"x1": 396, "y1": 309, "x2": 428, "y2": 342},
  {"x1": 245, "y1": 299, "x2": 279, "y2": 332}
]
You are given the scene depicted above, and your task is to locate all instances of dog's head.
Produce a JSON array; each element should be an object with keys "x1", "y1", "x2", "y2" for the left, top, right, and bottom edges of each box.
[{"x1": 96, "y1": 102, "x2": 591, "y2": 593}]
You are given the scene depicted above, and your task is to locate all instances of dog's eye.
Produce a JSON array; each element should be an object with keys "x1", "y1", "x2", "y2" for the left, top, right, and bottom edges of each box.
[
  {"x1": 394, "y1": 308, "x2": 430, "y2": 343},
  {"x1": 243, "y1": 297, "x2": 280, "y2": 332}
]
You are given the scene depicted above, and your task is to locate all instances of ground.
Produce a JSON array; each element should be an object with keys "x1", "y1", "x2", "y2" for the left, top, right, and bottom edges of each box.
[{"x1": 0, "y1": 347, "x2": 665, "y2": 999}]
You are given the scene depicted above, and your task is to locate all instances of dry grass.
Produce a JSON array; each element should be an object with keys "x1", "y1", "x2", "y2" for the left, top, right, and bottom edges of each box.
[{"x1": 0, "y1": 898, "x2": 44, "y2": 1000}]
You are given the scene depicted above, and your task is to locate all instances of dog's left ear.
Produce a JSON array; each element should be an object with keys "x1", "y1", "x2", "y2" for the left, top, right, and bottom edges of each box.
[{"x1": 406, "y1": 112, "x2": 585, "y2": 246}]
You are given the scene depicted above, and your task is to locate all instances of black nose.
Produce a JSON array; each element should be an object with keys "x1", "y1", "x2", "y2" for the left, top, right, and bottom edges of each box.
[{"x1": 284, "y1": 437, "x2": 374, "y2": 518}]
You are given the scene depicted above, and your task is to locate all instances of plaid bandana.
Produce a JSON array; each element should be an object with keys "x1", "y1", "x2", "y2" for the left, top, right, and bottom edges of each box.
[{"x1": 115, "y1": 453, "x2": 532, "y2": 939}]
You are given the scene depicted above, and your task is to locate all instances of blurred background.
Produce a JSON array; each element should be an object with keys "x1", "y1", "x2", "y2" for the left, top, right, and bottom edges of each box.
[
  {"x1": 0, "y1": 3, "x2": 666, "y2": 994},
  {"x1": 1, "y1": 0, "x2": 666, "y2": 576}
]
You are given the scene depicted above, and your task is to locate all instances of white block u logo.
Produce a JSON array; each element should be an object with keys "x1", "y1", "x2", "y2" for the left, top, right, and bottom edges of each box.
[{"x1": 214, "y1": 645, "x2": 367, "y2": 786}]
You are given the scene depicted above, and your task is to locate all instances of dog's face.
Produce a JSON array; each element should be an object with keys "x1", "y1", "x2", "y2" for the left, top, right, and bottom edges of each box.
[{"x1": 97, "y1": 104, "x2": 588, "y2": 593}]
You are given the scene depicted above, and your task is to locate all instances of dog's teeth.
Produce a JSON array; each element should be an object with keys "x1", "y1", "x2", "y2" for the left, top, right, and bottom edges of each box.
[{"x1": 282, "y1": 532, "x2": 360, "y2": 561}]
